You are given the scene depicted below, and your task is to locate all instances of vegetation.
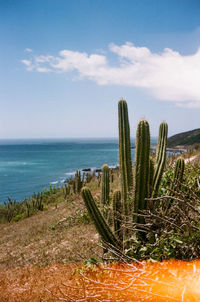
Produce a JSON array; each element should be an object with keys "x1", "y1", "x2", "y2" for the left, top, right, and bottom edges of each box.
[
  {"x1": 0, "y1": 99, "x2": 200, "y2": 302},
  {"x1": 81, "y1": 99, "x2": 200, "y2": 261},
  {"x1": 0, "y1": 171, "x2": 90, "y2": 224},
  {"x1": 168, "y1": 128, "x2": 200, "y2": 147}
]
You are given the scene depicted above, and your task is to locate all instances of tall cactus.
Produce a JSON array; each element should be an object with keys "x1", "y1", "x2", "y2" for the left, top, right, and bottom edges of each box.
[
  {"x1": 81, "y1": 187, "x2": 121, "y2": 249},
  {"x1": 118, "y1": 99, "x2": 133, "y2": 217},
  {"x1": 113, "y1": 189, "x2": 123, "y2": 242},
  {"x1": 152, "y1": 122, "x2": 168, "y2": 197},
  {"x1": 133, "y1": 119, "x2": 150, "y2": 223},
  {"x1": 101, "y1": 164, "x2": 110, "y2": 205}
]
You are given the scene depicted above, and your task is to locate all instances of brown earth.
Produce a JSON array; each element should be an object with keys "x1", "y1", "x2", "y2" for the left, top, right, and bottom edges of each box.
[{"x1": 0, "y1": 195, "x2": 101, "y2": 270}]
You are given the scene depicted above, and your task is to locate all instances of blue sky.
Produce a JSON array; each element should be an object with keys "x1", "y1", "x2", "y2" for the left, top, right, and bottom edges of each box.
[{"x1": 1, "y1": 0, "x2": 200, "y2": 138}]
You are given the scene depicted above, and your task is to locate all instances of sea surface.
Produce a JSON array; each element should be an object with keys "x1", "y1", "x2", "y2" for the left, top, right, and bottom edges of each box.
[{"x1": 0, "y1": 138, "x2": 157, "y2": 203}]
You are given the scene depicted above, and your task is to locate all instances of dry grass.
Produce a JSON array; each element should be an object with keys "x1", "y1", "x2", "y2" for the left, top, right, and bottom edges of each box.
[
  {"x1": 0, "y1": 195, "x2": 101, "y2": 269},
  {"x1": 0, "y1": 263, "x2": 76, "y2": 302},
  {"x1": 1, "y1": 260, "x2": 200, "y2": 301}
]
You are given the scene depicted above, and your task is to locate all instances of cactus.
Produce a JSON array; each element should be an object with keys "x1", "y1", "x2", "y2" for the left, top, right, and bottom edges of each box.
[
  {"x1": 118, "y1": 99, "x2": 133, "y2": 217},
  {"x1": 172, "y1": 158, "x2": 185, "y2": 191},
  {"x1": 75, "y1": 170, "x2": 82, "y2": 194},
  {"x1": 133, "y1": 119, "x2": 150, "y2": 223},
  {"x1": 101, "y1": 164, "x2": 110, "y2": 220},
  {"x1": 81, "y1": 187, "x2": 121, "y2": 249},
  {"x1": 110, "y1": 169, "x2": 114, "y2": 183},
  {"x1": 101, "y1": 164, "x2": 110, "y2": 205},
  {"x1": 149, "y1": 158, "x2": 155, "y2": 198},
  {"x1": 152, "y1": 122, "x2": 168, "y2": 197},
  {"x1": 113, "y1": 189, "x2": 123, "y2": 242},
  {"x1": 63, "y1": 184, "x2": 71, "y2": 198},
  {"x1": 81, "y1": 101, "x2": 172, "y2": 253}
]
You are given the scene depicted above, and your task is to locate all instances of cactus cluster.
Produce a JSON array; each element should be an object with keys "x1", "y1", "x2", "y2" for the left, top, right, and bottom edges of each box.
[{"x1": 81, "y1": 99, "x2": 184, "y2": 253}]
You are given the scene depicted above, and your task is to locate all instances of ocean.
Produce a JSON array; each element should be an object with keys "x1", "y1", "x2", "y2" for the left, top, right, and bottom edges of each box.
[{"x1": 0, "y1": 138, "x2": 157, "y2": 203}]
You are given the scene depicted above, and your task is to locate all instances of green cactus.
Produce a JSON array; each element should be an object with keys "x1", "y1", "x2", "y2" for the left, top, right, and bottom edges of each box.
[
  {"x1": 81, "y1": 187, "x2": 121, "y2": 249},
  {"x1": 152, "y1": 122, "x2": 168, "y2": 197},
  {"x1": 110, "y1": 169, "x2": 114, "y2": 183},
  {"x1": 63, "y1": 184, "x2": 71, "y2": 198},
  {"x1": 113, "y1": 189, "x2": 123, "y2": 242},
  {"x1": 118, "y1": 99, "x2": 133, "y2": 217},
  {"x1": 101, "y1": 164, "x2": 110, "y2": 205},
  {"x1": 75, "y1": 170, "x2": 82, "y2": 194},
  {"x1": 133, "y1": 119, "x2": 150, "y2": 223},
  {"x1": 172, "y1": 157, "x2": 185, "y2": 189},
  {"x1": 148, "y1": 157, "x2": 155, "y2": 198}
]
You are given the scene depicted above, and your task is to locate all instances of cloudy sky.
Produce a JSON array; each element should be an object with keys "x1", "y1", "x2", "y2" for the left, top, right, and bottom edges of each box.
[{"x1": 1, "y1": 0, "x2": 200, "y2": 138}]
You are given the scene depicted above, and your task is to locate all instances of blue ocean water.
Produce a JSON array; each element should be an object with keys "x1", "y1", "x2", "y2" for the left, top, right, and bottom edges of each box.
[{"x1": 0, "y1": 138, "x2": 157, "y2": 203}]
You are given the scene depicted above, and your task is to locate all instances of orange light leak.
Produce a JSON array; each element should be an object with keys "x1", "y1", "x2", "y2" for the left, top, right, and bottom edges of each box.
[
  {"x1": 1, "y1": 261, "x2": 200, "y2": 301},
  {"x1": 78, "y1": 260, "x2": 200, "y2": 301}
]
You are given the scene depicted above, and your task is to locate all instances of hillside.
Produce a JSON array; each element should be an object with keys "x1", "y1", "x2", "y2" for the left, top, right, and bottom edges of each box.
[{"x1": 168, "y1": 128, "x2": 200, "y2": 148}]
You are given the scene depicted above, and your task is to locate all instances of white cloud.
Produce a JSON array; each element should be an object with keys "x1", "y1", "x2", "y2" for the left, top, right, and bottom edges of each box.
[
  {"x1": 24, "y1": 48, "x2": 33, "y2": 53},
  {"x1": 22, "y1": 43, "x2": 200, "y2": 108},
  {"x1": 36, "y1": 67, "x2": 51, "y2": 73},
  {"x1": 21, "y1": 59, "x2": 34, "y2": 71}
]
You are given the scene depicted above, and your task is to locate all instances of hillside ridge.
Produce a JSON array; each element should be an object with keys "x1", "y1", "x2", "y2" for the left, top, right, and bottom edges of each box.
[{"x1": 168, "y1": 128, "x2": 200, "y2": 148}]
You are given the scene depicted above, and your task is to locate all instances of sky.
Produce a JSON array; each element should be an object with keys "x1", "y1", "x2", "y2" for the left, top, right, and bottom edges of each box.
[{"x1": 0, "y1": 0, "x2": 200, "y2": 138}]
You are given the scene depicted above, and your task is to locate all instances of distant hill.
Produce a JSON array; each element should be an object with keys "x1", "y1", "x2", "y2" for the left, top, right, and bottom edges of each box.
[{"x1": 168, "y1": 128, "x2": 200, "y2": 148}]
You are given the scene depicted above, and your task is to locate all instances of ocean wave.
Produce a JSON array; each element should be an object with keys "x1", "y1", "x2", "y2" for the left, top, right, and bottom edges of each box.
[
  {"x1": 65, "y1": 171, "x2": 76, "y2": 176},
  {"x1": 0, "y1": 161, "x2": 38, "y2": 167},
  {"x1": 50, "y1": 181, "x2": 59, "y2": 185}
]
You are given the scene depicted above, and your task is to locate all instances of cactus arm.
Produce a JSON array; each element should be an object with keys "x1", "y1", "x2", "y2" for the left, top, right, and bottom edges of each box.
[
  {"x1": 172, "y1": 158, "x2": 185, "y2": 191},
  {"x1": 113, "y1": 189, "x2": 123, "y2": 242},
  {"x1": 81, "y1": 187, "x2": 121, "y2": 249},
  {"x1": 118, "y1": 99, "x2": 133, "y2": 217},
  {"x1": 152, "y1": 122, "x2": 168, "y2": 197},
  {"x1": 174, "y1": 158, "x2": 185, "y2": 183},
  {"x1": 133, "y1": 119, "x2": 150, "y2": 222},
  {"x1": 148, "y1": 158, "x2": 155, "y2": 198},
  {"x1": 101, "y1": 164, "x2": 110, "y2": 205}
]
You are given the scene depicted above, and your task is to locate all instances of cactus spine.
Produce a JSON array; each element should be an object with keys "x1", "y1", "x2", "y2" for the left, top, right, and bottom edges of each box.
[
  {"x1": 118, "y1": 99, "x2": 133, "y2": 217},
  {"x1": 152, "y1": 122, "x2": 168, "y2": 197},
  {"x1": 133, "y1": 119, "x2": 150, "y2": 223},
  {"x1": 101, "y1": 164, "x2": 110, "y2": 205},
  {"x1": 113, "y1": 189, "x2": 123, "y2": 242},
  {"x1": 81, "y1": 187, "x2": 121, "y2": 249}
]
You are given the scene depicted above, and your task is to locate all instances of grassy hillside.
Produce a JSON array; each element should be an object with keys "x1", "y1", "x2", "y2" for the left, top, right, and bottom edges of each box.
[{"x1": 168, "y1": 128, "x2": 200, "y2": 147}]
